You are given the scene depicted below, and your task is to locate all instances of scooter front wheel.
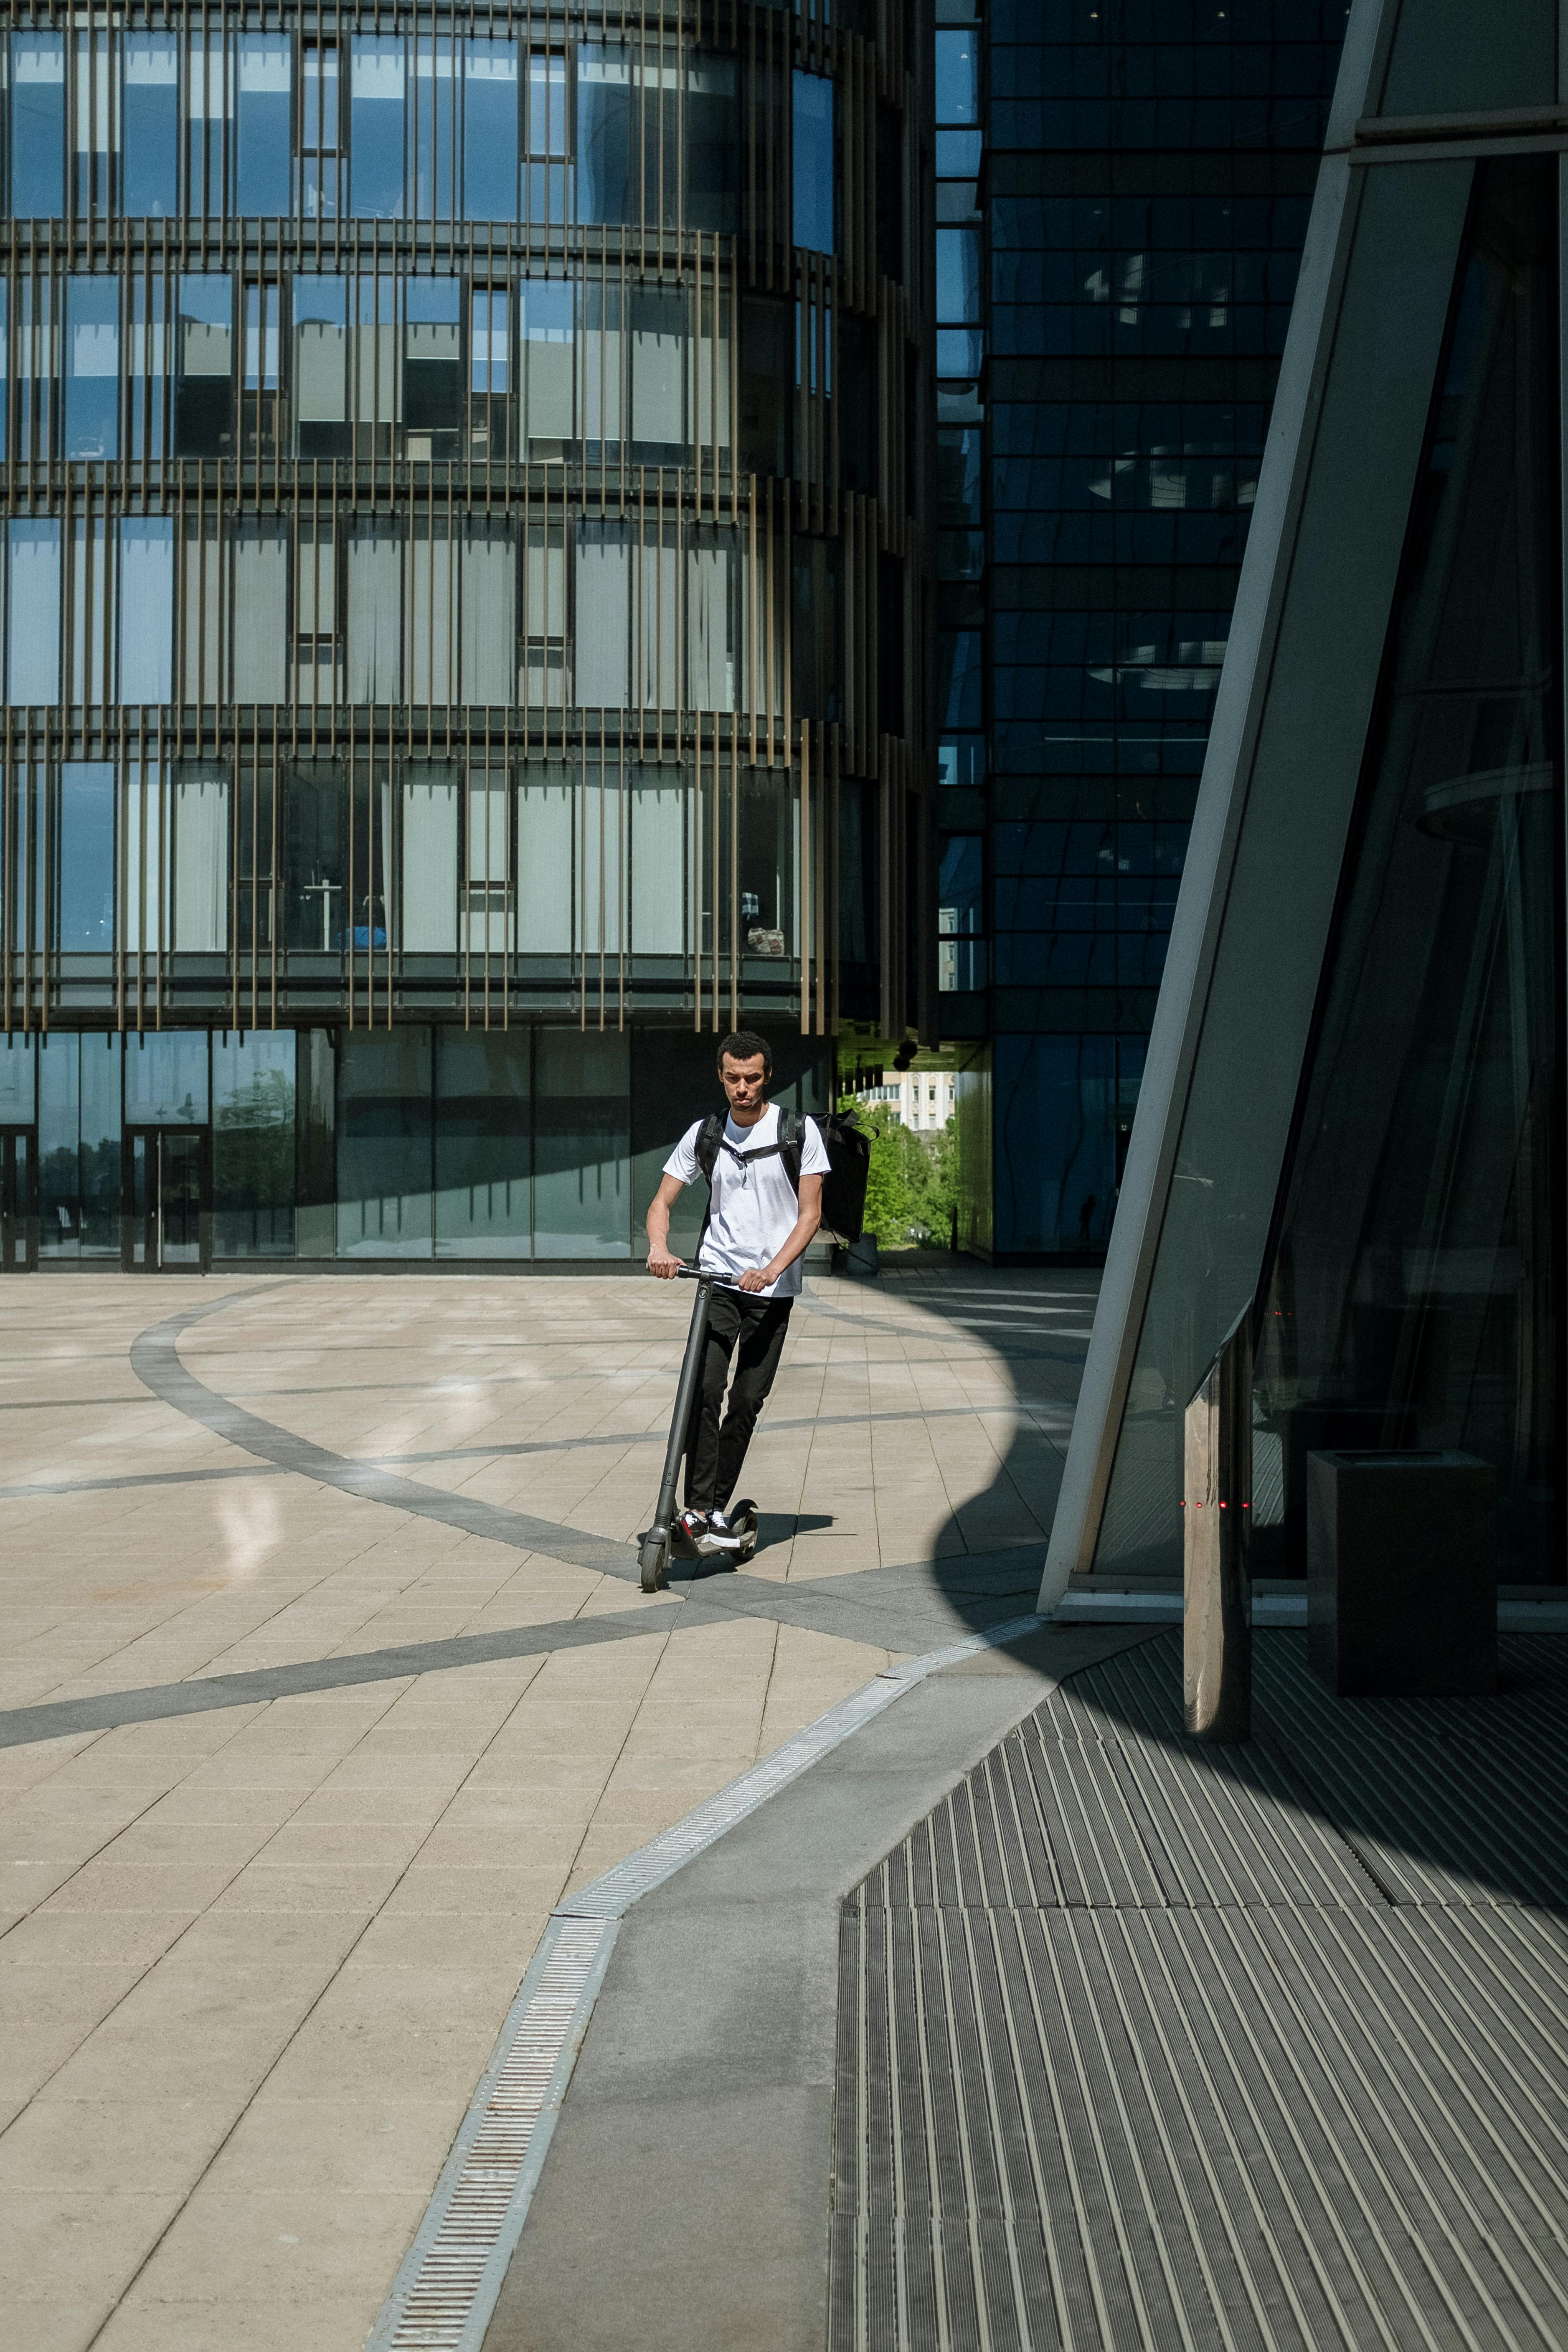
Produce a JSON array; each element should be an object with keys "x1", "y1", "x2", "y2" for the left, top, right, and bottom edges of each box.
[{"x1": 639, "y1": 1532, "x2": 669, "y2": 1594}]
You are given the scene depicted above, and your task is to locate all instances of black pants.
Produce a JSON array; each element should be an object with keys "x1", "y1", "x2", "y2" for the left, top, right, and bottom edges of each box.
[{"x1": 682, "y1": 1289, "x2": 792, "y2": 1512}]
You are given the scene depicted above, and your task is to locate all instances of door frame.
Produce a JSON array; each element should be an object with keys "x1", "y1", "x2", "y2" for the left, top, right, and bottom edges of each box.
[
  {"x1": 0, "y1": 1128, "x2": 38, "y2": 1271},
  {"x1": 122, "y1": 1126, "x2": 213, "y2": 1273}
]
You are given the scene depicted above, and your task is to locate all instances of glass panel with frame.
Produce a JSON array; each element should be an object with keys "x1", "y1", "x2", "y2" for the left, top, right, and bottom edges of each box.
[
  {"x1": 792, "y1": 70, "x2": 834, "y2": 255},
  {"x1": 1089, "y1": 160, "x2": 1478, "y2": 1581},
  {"x1": 38, "y1": 1033, "x2": 121, "y2": 1261},
  {"x1": 0, "y1": 1126, "x2": 37, "y2": 1270},
  {"x1": 213, "y1": 1030, "x2": 295, "y2": 1258},
  {"x1": 10, "y1": 30, "x2": 66, "y2": 219},
  {"x1": 435, "y1": 1028, "x2": 531, "y2": 1258},
  {"x1": 533, "y1": 1026, "x2": 630, "y2": 1258},
  {"x1": 157, "y1": 1130, "x2": 205, "y2": 1267},
  {"x1": 58, "y1": 765, "x2": 115, "y2": 953},
  {"x1": 65, "y1": 277, "x2": 119, "y2": 458},
  {"x1": 122, "y1": 30, "x2": 178, "y2": 216},
  {"x1": 938, "y1": 832, "x2": 985, "y2": 991},
  {"x1": 350, "y1": 35, "x2": 407, "y2": 220},
  {"x1": 403, "y1": 277, "x2": 463, "y2": 461},
  {"x1": 337, "y1": 1025, "x2": 433, "y2": 1257},
  {"x1": 463, "y1": 37, "x2": 519, "y2": 223},
  {"x1": 301, "y1": 41, "x2": 343, "y2": 220},
  {"x1": 236, "y1": 33, "x2": 291, "y2": 215},
  {"x1": 175, "y1": 273, "x2": 234, "y2": 457},
  {"x1": 0, "y1": 1034, "x2": 38, "y2": 1272},
  {"x1": 1253, "y1": 158, "x2": 1564, "y2": 1586},
  {"x1": 527, "y1": 53, "x2": 570, "y2": 227}
]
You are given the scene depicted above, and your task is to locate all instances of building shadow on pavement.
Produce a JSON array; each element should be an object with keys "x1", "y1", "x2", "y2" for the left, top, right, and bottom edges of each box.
[{"x1": 1027, "y1": 1624, "x2": 1568, "y2": 1913}]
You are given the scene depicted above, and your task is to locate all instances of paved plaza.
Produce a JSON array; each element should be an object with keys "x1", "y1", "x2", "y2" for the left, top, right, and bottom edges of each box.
[{"x1": 0, "y1": 1260, "x2": 1096, "y2": 2351}]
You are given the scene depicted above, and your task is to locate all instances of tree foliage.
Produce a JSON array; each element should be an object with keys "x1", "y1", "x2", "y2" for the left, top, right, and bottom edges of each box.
[{"x1": 846, "y1": 1100, "x2": 959, "y2": 1248}]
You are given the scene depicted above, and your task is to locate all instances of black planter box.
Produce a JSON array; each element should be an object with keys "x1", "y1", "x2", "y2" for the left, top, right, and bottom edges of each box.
[
  {"x1": 1278, "y1": 1404, "x2": 1418, "y2": 1574},
  {"x1": 1306, "y1": 1449, "x2": 1497, "y2": 1697}
]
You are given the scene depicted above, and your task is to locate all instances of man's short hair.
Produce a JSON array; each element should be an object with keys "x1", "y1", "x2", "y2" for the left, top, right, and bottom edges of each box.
[{"x1": 717, "y1": 1029, "x2": 773, "y2": 1075}]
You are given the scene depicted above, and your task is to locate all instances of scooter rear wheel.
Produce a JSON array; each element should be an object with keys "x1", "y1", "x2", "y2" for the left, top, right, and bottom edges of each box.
[
  {"x1": 639, "y1": 1532, "x2": 669, "y2": 1594},
  {"x1": 729, "y1": 1499, "x2": 760, "y2": 1565}
]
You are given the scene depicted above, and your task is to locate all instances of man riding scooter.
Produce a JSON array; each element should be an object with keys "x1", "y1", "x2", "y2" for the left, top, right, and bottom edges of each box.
[{"x1": 645, "y1": 1032, "x2": 828, "y2": 1558}]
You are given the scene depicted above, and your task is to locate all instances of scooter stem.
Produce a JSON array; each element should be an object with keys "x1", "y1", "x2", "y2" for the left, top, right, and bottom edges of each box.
[{"x1": 650, "y1": 1270, "x2": 714, "y2": 1543}]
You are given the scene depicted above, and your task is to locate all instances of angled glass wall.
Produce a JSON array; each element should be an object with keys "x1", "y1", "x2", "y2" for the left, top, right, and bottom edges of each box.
[
  {"x1": 0, "y1": 0, "x2": 933, "y2": 1265},
  {"x1": 1046, "y1": 0, "x2": 1568, "y2": 1600},
  {"x1": 1253, "y1": 159, "x2": 1562, "y2": 1585}
]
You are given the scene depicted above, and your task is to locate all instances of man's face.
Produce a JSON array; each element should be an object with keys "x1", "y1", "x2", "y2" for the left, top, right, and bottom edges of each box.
[{"x1": 720, "y1": 1053, "x2": 769, "y2": 1113}]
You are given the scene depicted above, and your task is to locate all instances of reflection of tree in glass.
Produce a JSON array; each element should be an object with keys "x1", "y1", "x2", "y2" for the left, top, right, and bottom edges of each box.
[
  {"x1": 79, "y1": 1138, "x2": 122, "y2": 1255},
  {"x1": 215, "y1": 1068, "x2": 294, "y2": 1253},
  {"x1": 847, "y1": 1100, "x2": 959, "y2": 1249},
  {"x1": 39, "y1": 1147, "x2": 79, "y2": 1251}
]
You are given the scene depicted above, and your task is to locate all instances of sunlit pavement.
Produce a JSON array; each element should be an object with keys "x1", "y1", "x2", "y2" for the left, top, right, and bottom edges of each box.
[{"x1": 0, "y1": 1260, "x2": 1096, "y2": 2351}]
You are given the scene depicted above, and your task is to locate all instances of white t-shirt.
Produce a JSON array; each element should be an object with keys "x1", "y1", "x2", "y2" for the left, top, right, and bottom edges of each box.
[{"x1": 664, "y1": 1106, "x2": 831, "y2": 1299}]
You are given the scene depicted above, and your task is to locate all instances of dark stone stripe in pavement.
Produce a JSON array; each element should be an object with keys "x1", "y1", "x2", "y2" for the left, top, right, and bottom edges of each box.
[
  {"x1": 0, "y1": 1550, "x2": 1051, "y2": 1749},
  {"x1": 127, "y1": 1290, "x2": 644, "y2": 1583},
  {"x1": 681, "y1": 1552, "x2": 1048, "y2": 1657},
  {"x1": 0, "y1": 1601, "x2": 680, "y2": 1748},
  {"x1": 0, "y1": 1461, "x2": 289, "y2": 1502}
]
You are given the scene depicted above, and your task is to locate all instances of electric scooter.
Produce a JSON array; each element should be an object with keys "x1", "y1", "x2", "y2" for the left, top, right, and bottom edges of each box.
[{"x1": 639, "y1": 1266, "x2": 761, "y2": 1593}]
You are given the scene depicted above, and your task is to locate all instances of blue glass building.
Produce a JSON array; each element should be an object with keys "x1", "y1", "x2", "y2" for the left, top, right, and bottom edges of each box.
[{"x1": 939, "y1": 2, "x2": 1348, "y2": 1257}]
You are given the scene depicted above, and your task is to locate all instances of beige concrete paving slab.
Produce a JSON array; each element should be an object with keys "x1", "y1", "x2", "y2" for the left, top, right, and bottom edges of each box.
[
  {"x1": 91, "y1": 2294, "x2": 386, "y2": 2352},
  {"x1": 0, "y1": 2187, "x2": 189, "y2": 2305},
  {"x1": 0, "y1": 1261, "x2": 1092, "y2": 2348},
  {"x1": 95, "y1": 2186, "x2": 430, "y2": 2312},
  {"x1": 0, "y1": 2297, "x2": 116, "y2": 2352},
  {"x1": 0, "y1": 2094, "x2": 237, "y2": 2195}
]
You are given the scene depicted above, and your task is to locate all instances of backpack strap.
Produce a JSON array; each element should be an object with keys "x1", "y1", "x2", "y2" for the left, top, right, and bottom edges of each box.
[
  {"x1": 694, "y1": 1114, "x2": 725, "y2": 1184},
  {"x1": 694, "y1": 1113, "x2": 724, "y2": 1253},
  {"x1": 778, "y1": 1107, "x2": 802, "y2": 1198}
]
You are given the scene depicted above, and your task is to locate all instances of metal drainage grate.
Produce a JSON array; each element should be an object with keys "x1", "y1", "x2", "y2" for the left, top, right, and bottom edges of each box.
[{"x1": 373, "y1": 1917, "x2": 614, "y2": 2352}]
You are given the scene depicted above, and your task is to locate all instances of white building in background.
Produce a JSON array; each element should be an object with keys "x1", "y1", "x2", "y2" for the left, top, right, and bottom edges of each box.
[{"x1": 853, "y1": 1071, "x2": 956, "y2": 1134}]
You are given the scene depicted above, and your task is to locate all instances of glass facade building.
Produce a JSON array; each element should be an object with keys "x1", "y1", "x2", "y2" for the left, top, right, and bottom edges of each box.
[
  {"x1": 0, "y1": 3, "x2": 932, "y2": 1270},
  {"x1": 1045, "y1": 0, "x2": 1568, "y2": 1600},
  {"x1": 939, "y1": 0, "x2": 1347, "y2": 1256}
]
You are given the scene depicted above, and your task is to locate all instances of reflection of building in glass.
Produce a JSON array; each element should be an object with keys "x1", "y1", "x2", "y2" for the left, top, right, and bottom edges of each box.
[
  {"x1": 936, "y1": 1, "x2": 1345, "y2": 1258},
  {"x1": 1047, "y1": 5, "x2": 1568, "y2": 1605},
  {"x1": 849, "y1": 1066, "x2": 955, "y2": 1132},
  {"x1": 0, "y1": 9, "x2": 931, "y2": 1268}
]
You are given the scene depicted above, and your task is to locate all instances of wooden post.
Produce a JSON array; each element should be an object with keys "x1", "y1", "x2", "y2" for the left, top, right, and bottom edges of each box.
[{"x1": 1183, "y1": 1304, "x2": 1252, "y2": 1741}]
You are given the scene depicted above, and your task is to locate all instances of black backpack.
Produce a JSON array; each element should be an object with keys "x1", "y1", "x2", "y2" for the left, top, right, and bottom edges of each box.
[{"x1": 693, "y1": 1106, "x2": 870, "y2": 1245}]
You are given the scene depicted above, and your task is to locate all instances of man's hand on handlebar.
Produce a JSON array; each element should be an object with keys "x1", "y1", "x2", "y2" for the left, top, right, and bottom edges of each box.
[
  {"x1": 647, "y1": 1243, "x2": 685, "y2": 1281},
  {"x1": 736, "y1": 1267, "x2": 774, "y2": 1294}
]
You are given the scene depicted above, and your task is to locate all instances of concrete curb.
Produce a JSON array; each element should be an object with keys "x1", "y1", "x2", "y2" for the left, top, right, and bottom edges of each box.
[{"x1": 366, "y1": 1611, "x2": 1048, "y2": 2352}]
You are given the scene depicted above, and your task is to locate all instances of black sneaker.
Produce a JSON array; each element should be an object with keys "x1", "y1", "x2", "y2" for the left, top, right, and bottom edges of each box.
[
  {"x1": 703, "y1": 1509, "x2": 745, "y2": 1553},
  {"x1": 673, "y1": 1508, "x2": 708, "y2": 1559}
]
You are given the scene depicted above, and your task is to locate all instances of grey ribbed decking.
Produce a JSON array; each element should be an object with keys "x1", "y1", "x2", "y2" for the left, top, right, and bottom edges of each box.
[{"x1": 831, "y1": 1630, "x2": 1568, "y2": 2352}]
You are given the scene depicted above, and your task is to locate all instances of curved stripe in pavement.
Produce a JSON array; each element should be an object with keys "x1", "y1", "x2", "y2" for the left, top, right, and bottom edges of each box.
[{"x1": 128, "y1": 1289, "x2": 643, "y2": 1582}]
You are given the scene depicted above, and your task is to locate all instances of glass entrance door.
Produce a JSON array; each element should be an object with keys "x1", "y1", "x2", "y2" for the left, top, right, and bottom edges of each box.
[
  {"x1": 0, "y1": 1131, "x2": 37, "y2": 1270},
  {"x1": 124, "y1": 1129, "x2": 211, "y2": 1271}
]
